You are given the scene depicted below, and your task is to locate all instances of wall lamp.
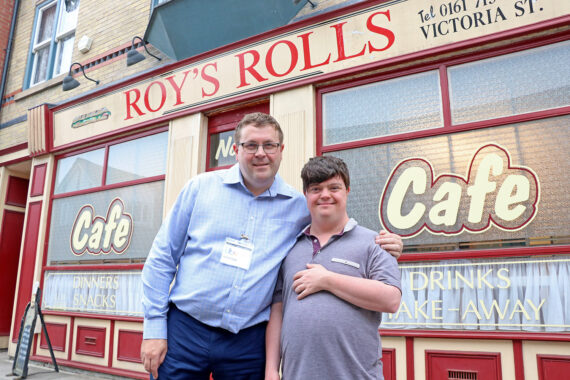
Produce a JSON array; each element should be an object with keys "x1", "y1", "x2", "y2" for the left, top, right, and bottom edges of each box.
[
  {"x1": 62, "y1": 62, "x2": 99, "y2": 91},
  {"x1": 127, "y1": 36, "x2": 162, "y2": 66}
]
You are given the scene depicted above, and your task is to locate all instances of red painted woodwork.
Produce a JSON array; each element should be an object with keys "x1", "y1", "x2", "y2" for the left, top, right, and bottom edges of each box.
[
  {"x1": 12, "y1": 201, "x2": 42, "y2": 341},
  {"x1": 537, "y1": 354, "x2": 570, "y2": 380},
  {"x1": 513, "y1": 340, "x2": 524, "y2": 380},
  {"x1": 39, "y1": 322, "x2": 67, "y2": 351},
  {"x1": 5, "y1": 176, "x2": 28, "y2": 207},
  {"x1": 117, "y1": 329, "x2": 143, "y2": 363},
  {"x1": 382, "y1": 348, "x2": 396, "y2": 380},
  {"x1": 426, "y1": 350, "x2": 502, "y2": 380},
  {"x1": 0, "y1": 210, "x2": 25, "y2": 335},
  {"x1": 30, "y1": 164, "x2": 47, "y2": 197},
  {"x1": 207, "y1": 102, "x2": 269, "y2": 132},
  {"x1": 406, "y1": 337, "x2": 414, "y2": 380},
  {"x1": 76, "y1": 325, "x2": 106, "y2": 357}
]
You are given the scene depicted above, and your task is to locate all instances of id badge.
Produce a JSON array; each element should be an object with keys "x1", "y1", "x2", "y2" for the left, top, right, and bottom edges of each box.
[{"x1": 220, "y1": 238, "x2": 254, "y2": 270}]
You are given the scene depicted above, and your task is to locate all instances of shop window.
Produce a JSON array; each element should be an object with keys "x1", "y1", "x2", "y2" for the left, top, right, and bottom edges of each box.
[
  {"x1": 322, "y1": 70, "x2": 442, "y2": 145},
  {"x1": 320, "y1": 41, "x2": 570, "y2": 253},
  {"x1": 43, "y1": 131, "x2": 167, "y2": 317},
  {"x1": 47, "y1": 131, "x2": 167, "y2": 266},
  {"x1": 330, "y1": 115, "x2": 570, "y2": 252},
  {"x1": 382, "y1": 255, "x2": 570, "y2": 332},
  {"x1": 27, "y1": 0, "x2": 79, "y2": 87},
  {"x1": 448, "y1": 40, "x2": 570, "y2": 124}
]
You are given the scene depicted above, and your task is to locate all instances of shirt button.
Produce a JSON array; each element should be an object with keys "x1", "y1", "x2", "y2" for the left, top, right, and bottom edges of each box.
[
  {"x1": 234, "y1": 285, "x2": 239, "y2": 289},
  {"x1": 250, "y1": 216, "x2": 254, "y2": 220},
  {"x1": 313, "y1": 239, "x2": 317, "y2": 243},
  {"x1": 226, "y1": 309, "x2": 231, "y2": 313}
]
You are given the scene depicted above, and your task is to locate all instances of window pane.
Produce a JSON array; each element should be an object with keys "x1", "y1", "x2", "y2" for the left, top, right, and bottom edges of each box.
[
  {"x1": 54, "y1": 34, "x2": 74, "y2": 76},
  {"x1": 32, "y1": 46, "x2": 50, "y2": 84},
  {"x1": 322, "y1": 70, "x2": 442, "y2": 145},
  {"x1": 382, "y1": 256, "x2": 570, "y2": 332},
  {"x1": 449, "y1": 40, "x2": 570, "y2": 124},
  {"x1": 209, "y1": 130, "x2": 236, "y2": 169},
  {"x1": 37, "y1": 3, "x2": 56, "y2": 44},
  {"x1": 106, "y1": 132, "x2": 168, "y2": 185},
  {"x1": 54, "y1": 148, "x2": 105, "y2": 194},
  {"x1": 43, "y1": 270, "x2": 143, "y2": 317},
  {"x1": 47, "y1": 181, "x2": 164, "y2": 264},
  {"x1": 328, "y1": 115, "x2": 570, "y2": 252},
  {"x1": 58, "y1": 0, "x2": 79, "y2": 34}
]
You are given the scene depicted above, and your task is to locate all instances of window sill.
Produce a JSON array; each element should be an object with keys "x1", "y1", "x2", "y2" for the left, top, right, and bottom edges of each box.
[{"x1": 14, "y1": 73, "x2": 65, "y2": 102}]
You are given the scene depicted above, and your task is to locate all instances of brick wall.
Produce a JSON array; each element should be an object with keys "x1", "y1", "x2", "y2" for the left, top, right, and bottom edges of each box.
[{"x1": 1, "y1": 0, "x2": 166, "y2": 129}]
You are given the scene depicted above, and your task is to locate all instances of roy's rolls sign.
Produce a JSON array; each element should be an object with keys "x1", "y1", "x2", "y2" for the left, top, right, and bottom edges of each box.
[{"x1": 379, "y1": 144, "x2": 540, "y2": 237}]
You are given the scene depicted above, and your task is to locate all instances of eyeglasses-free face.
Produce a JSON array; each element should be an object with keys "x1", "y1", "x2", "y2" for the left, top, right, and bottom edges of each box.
[{"x1": 238, "y1": 142, "x2": 281, "y2": 154}]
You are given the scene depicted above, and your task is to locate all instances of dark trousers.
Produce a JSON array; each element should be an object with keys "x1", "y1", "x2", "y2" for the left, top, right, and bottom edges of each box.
[{"x1": 153, "y1": 304, "x2": 266, "y2": 380}]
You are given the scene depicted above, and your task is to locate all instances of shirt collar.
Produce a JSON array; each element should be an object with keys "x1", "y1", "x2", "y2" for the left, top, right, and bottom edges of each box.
[
  {"x1": 222, "y1": 163, "x2": 296, "y2": 198},
  {"x1": 297, "y1": 218, "x2": 358, "y2": 239}
]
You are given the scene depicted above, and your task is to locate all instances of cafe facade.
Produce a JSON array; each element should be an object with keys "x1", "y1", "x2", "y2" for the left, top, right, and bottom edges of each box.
[{"x1": 1, "y1": 0, "x2": 569, "y2": 379}]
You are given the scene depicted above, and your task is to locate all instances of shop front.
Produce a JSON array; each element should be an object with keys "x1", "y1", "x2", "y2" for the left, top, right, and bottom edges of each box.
[{"x1": 9, "y1": 0, "x2": 569, "y2": 379}]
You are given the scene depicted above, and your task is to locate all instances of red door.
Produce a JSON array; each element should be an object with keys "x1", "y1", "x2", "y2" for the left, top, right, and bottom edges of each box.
[{"x1": 0, "y1": 210, "x2": 26, "y2": 336}]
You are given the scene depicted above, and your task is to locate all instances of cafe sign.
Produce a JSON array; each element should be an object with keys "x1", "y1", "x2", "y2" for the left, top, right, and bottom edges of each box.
[
  {"x1": 70, "y1": 198, "x2": 133, "y2": 256},
  {"x1": 379, "y1": 144, "x2": 540, "y2": 237}
]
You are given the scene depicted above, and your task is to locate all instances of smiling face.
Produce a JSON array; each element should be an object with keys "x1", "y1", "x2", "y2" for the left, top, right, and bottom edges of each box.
[
  {"x1": 305, "y1": 175, "x2": 350, "y2": 225},
  {"x1": 234, "y1": 124, "x2": 284, "y2": 196}
]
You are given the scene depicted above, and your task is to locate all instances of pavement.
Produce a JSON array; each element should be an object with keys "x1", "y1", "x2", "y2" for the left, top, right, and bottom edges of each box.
[{"x1": 0, "y1": 349, "x2": 127, "y2": 379}]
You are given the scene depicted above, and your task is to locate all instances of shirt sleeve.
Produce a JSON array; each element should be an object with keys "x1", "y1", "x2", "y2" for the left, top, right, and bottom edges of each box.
[
  {"x1": 141, "y1": 178, "x2": 199, "y2": 339},
  {"x1": 367, "y1": 243, "x2": 402, "y2": 292}
]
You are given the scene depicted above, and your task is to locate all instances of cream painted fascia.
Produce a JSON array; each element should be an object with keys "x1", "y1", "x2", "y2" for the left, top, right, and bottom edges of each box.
[
  {"x1": 522, "y1": 340, "x2": 570, "y2": 380},
  {"x1": 163, "y1": 113, "x2": 208, "y2": 218},
  {"x1": 0, "y1": 149, "x2": 29, "y2": 166},
  {"x1": 70, "y1": 317, "x2": 111, "y2": 366},
  {"x1": 271, "y1": 85, "x2": 316, "y2": 193},
  {"x1": 112, "y1": 321, "x2": 144, "y2": 372},
  {"x1": 382, "y1": 336, "x2": 407, "y2": 380},
  {"x1": 413, "y1": 338, "x2": 515, "y2": 380},
  {"x1": 34, "y1": 315, "x2": 71, "y2": 360},
  {"x1": 8, "y1": 155, "x2": 55, "y2": 356}
]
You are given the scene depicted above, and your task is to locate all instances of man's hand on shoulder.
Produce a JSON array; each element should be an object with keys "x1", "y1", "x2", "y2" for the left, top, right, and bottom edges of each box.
[
  {"x1": 375, "y1": 230, "x2": 403, "y2": 259},
  {"x1": 141, "y1": 338, "x2": 168, "y2": 379}
]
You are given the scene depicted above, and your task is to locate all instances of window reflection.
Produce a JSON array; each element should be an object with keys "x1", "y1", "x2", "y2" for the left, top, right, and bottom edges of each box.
[
  {"x1": 54, "y1": 148, "x2": 105, "y2": 194},
  {"x1": 106, "y1": 132, "x2": 168, "y2": 185}
]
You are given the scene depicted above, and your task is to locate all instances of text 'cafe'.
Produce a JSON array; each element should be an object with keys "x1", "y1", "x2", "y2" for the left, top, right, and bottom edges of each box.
[{"x1": 3, "y1": 0, "x2": 570, "y2": 379}]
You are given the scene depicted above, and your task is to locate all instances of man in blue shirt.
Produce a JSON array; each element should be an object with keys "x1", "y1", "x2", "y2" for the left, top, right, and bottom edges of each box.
[{"x1": 141, "y1": 113, "x2": 403, "y2": 379}]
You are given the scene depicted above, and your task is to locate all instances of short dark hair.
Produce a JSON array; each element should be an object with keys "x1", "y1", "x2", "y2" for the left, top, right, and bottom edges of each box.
[
  {"x1": 234, "y1": 112, "x2": 283, "y2": 144},
  {"x1": 301, "y1": 156, "x2": 350, "y2": 193}
]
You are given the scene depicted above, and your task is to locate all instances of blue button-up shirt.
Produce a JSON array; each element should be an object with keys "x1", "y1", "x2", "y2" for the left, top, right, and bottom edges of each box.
[{"x1": 142, "y1": 164, "x2": 310, "y2": 338}]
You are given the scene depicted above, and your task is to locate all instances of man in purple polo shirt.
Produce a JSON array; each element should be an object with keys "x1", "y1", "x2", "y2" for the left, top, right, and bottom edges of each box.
[{"x1": 266, "y1": 155, "x2": 402, "y2": 380}]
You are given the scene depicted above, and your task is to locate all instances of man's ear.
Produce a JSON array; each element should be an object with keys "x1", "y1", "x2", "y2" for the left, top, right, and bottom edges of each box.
[{"x1": 233, "y1": 144, "x2": 239, "y2": 160}]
